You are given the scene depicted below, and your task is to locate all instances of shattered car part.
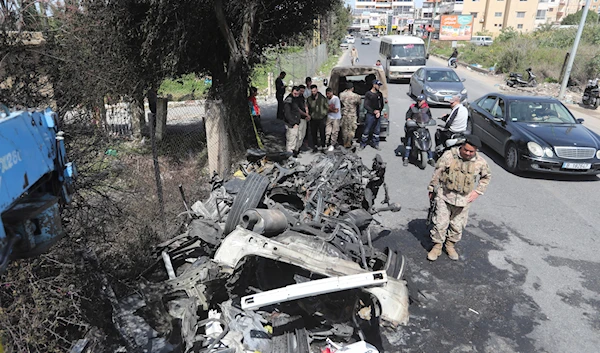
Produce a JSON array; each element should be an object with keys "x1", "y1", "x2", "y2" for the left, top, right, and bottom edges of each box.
[
  {"x1": 241, "y1": 271, "x2": 388, "y2": 310},
  {"x1": 214, "y1": 228, "x2": 409, "y2": 326},
  {"x1": 241, "y1": 208, "x2": 288, "y2": 236}
]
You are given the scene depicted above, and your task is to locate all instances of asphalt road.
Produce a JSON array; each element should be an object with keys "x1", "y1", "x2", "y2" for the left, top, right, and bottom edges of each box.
[{"x1": 347, "y1": 39, "x2": 600, "y2": 353}]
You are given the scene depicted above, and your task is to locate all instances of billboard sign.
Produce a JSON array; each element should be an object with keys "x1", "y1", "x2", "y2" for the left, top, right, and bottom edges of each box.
[{"x1": 439, "y1": 15, "x2": 473, "y2": 41}]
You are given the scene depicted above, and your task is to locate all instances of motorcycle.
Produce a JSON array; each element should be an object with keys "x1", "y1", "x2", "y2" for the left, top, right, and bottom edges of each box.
[
  {"x1": 582, "y1": 78, "x2": 599, "y2": 109},
  {"x1": 448, "y1": 57, "x2": 458, "y2": 69},
  {"x1": 404, "y1": 118, "x2": 435, "y2": 170},
  {"x1": 506, "y1": 68, "x2": 537, "y2": 87},
  {"x1": 434, "y1": 114, "x2": 469, "y2": 158}
]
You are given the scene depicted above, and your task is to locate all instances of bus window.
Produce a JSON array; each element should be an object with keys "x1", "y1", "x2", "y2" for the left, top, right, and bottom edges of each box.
[{"x1": 391, "y1": 44, "x2": 425, "y2": 59}]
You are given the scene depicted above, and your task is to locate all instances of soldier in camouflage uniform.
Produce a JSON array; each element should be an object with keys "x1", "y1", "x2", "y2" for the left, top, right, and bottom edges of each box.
[
  {"x1": 339, "y1": 83, "x2": 362, "y2": 148},
  {"x1": 427, "y1": 135, "x2": 491, "y2": 261}
]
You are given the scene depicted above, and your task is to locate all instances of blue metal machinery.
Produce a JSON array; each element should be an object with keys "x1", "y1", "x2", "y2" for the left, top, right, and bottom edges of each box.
[{"x1": 0, "y1": 105, "x2": 76, "y2": 273}]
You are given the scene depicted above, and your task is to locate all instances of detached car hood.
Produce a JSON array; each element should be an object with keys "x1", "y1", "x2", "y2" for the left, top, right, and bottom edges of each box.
[{"x1": 516, "y1": 123, "x2": 600, "y2": 149}]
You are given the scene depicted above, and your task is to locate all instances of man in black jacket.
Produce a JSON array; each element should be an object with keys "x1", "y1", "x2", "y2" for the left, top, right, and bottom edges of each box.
[
  {"x1": 360, "y1": 79, "x2": 385, "y2": 151},
  {"x1": 276, "y1": 71, "x2": 287, "y2": 120},
  {"x1": 284, "y1": 86, "x2": 302, "y2": 155}
]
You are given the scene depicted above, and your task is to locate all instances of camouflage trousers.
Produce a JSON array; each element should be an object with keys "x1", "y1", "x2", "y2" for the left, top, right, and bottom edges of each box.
[
  {"x1": 341, "y1": 115, "x2": 358, "y2": 147},
  {"x1": 430, "y1": 197, "x2": 471, "y2": 244}
]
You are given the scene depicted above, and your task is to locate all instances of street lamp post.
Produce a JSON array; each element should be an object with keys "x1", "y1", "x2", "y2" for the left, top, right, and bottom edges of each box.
[{"x1": 426, "y1": 0, "x2": 439, "y2": 55}]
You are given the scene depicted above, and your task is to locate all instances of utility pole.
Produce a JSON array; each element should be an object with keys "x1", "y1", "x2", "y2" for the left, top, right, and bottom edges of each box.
[
  {"x1": 559, "y1": 0, "x2": 591, "y2": 100},
  {"x1": 426, "y1": 0, "x2": 439, "y2": 55}
]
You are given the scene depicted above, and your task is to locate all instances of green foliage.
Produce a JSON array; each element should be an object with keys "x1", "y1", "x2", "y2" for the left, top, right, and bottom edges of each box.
[
  {"x1": 475, "y1": 30, "x2": 493, "y2": 36},
  {"x1": 496, "y1": 27, "x2": 519, "y2": 43},
  {"x1": 328, "y1": 1, "x2": 352, "y2": 54},
  {"x1": 562, "y1": 9, "x2": 599, "y2": 25},
  {"x1": 158, "y1": 74, "x2": 211, "y2": 101}
]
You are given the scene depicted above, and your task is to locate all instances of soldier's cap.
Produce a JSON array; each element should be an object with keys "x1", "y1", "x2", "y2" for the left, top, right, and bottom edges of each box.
[
  {"x1": 372, "y1": 79, "x2": 383, "y2": 86},
  {"x1": 346, "y1": 82, "x2": 354, "y2": 89},
  {"x1": 464, "y1": 134, "x2": 482, "y2": 149}
]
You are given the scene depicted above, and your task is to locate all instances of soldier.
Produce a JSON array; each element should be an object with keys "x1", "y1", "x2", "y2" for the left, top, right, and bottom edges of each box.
[
  {"x1": 427, "y1": 135, "x2": 491, "y2": 261},
  {"x1": 339, "y1": 82, "x2": 361, "y2": 148}
]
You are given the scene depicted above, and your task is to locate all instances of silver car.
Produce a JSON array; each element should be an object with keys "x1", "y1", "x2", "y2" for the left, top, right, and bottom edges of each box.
[{"x1": 409, "y1": 67, "x2": 467, "y2": 106}]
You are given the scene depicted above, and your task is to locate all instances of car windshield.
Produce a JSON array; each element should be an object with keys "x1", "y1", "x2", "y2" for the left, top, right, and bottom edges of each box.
[
  {"x1": 425, "y1": 70, "x2": 460, "y2": 82},
  {"x1": 391, "y1": 44, "x2": 425, "y2": 58},
  {"x1": 339, "y1": 74, "x2": 378, "y2": 96},
  {"x1": 509, "y1": 101, "x2": 577, "y2": 124}
]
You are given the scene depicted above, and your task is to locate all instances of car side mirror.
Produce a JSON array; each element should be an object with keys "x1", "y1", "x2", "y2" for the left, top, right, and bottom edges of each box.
[
  {"x1": 323, "y1": 79, "x2": 328, "y2": 87},
  {"x1": 577, "y1": 118, "x2": 584, "y2": 124},
  {"x1": 493, "y1": 117, "x2": 504, "y2": 123},
  {"x1": 461, "y1": 78, "x2": 466, "y2": 82},
  {"x1": 426, "y1": 54, "x2": 430, "y2": 59}
]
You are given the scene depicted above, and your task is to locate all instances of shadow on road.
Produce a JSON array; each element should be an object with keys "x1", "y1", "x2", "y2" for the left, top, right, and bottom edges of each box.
[
  {"x1": 479, "y1": 144, "x2": 600, "y2": 182},
  {"x1": 406, "y1": 218, "x2": 433, "y2": 251}
]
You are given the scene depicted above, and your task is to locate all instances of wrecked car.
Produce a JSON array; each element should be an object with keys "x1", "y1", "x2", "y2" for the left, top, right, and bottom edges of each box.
[{"x1": 100, "y1": 148, "x2": 408, "y2": 353}]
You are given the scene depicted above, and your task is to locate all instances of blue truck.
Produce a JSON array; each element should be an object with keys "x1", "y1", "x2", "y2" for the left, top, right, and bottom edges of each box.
[{"x1": 0, "y1": 105, "x2": 75, "y2": 273}]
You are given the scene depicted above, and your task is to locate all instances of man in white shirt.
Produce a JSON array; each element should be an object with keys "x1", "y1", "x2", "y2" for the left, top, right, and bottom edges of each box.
[
  {"x1": 325, "y1": 87, "x2": 342, "y2": 151},
  {"x1": 436, "y1": 95, "x2": 469, "y2": 148}
]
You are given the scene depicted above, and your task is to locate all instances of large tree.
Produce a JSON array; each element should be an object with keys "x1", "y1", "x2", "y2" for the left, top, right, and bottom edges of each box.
[
  {"x1": 561, "y1": 9, "x2": 599, "y2": 25},
  {"x1": 52, "y1": 0, "x2": 342, "y2": 150}
]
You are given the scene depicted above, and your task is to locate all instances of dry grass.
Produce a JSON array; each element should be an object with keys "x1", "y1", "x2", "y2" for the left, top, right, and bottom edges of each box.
[{"x1": 0, "y1": 123, "x2": 211, "y2": 352}]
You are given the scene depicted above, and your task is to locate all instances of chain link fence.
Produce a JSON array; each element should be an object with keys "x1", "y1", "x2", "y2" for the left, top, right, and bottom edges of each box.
[
  {"x1": 97, "y1": 44, "x2": 331, "y2": 231},
  {"x1": 274, "y1": 43, "x2": 329, "y2": 86}
]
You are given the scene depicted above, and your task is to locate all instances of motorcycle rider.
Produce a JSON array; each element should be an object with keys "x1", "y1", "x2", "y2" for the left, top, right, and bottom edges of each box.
[
  {"x1": 448, "y1": 48, "x2": 458, "y2": 67},
  {"x1": 403, "y1": 94, "x2": 434, "y2": 167},
  {"x1": 435, "y1": 95, "x2": 469, "y2": 151}
]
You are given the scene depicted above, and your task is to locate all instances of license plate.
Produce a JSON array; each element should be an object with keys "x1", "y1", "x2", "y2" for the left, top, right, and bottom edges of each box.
[
  {"x1": 444, "y1": 96, "x2": 453, "y2": 102},
  {"x1": 562, "y1": 162, "x2": 591, "y2": 170}
]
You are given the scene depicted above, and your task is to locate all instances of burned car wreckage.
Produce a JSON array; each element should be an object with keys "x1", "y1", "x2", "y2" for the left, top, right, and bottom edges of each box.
[{"x1": 97, "y1": 148, "x2": 409, "y2": 353}]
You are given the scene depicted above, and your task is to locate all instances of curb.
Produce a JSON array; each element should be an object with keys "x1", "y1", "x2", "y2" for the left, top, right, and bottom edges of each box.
[{"x1": 432, "y1": 54, "x2": 492, "y2": 75}]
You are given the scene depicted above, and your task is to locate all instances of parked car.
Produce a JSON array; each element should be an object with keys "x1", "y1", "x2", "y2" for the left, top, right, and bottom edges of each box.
[
  {"x1": 340, "y1": 39, "x2": 349, "y2": 49},
  {"x1": 470, "y1": 36, "x2": 493, "y2": 46},
  {"x1": 347, "y1": 36, "x2": 356, "y2": 44},
  {"x1": 409, "y1": 67, "x2": 467, "y2": 106},
  {"x1": 326, "y1": 66, "x2": 390, "y2": 140},
  {"x1": 361, "y1": 37, "x2": 371, "y2": 45},
  {"x1": 469, "y1": 93, "x2": 600, "y2": 174}
]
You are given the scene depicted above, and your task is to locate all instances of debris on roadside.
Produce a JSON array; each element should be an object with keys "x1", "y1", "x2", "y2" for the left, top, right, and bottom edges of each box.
[{"x1": 106, "y1": 147, "x2": 408, "y2": 352}]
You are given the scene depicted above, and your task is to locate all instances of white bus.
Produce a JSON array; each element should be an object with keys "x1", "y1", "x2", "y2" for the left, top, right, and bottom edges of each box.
[{"x1": 379, "y1": 35, "x2": 427, "y2": 82}]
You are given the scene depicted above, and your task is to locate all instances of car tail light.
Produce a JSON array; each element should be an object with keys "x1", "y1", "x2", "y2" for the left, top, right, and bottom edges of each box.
[{"x1": 384, "y1": 112, "x2": 389, "y2": 119}]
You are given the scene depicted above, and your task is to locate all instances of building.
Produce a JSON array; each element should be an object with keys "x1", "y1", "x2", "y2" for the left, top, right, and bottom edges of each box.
[
  {"x1": 352, "y1": 0, "x2": 416, "y2": 32},
  {"x1": 460, "y1": 0, "x2": 545, "y2": 35}
]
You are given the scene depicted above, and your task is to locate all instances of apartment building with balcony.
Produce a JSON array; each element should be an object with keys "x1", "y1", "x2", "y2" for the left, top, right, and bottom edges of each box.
[
  {"x1": 462, "y1": 0, "x2": 543, "y2": 36},
  {"x1": 353, "y1": 0, "x2": 416, "y2": 30}
]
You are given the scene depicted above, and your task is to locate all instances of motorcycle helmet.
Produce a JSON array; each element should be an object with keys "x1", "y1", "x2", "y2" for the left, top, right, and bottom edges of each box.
[{"x1": 417, "y1": 94, "x2": 426, "y2": 102}]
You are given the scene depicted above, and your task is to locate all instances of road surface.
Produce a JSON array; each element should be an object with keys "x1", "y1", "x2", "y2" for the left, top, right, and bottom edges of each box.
[{"x1": 344, "y1": 39, "x2": 600, "y2": 353}]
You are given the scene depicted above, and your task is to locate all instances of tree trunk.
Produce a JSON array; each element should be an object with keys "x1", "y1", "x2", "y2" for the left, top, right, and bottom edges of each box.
[{"x1": 130, "y1": 92, "x2": 146, "y2": 138}]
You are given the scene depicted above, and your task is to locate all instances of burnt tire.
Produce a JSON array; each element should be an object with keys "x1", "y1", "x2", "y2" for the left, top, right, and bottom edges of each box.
[{"x1": 223, "y1": 173, "x2": 270, "y2": 235}]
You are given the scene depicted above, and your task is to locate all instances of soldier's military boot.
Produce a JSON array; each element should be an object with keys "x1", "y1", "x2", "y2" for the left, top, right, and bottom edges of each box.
[
  {"x1": 445, "y1": 241, "x2": 459, "y2": 260},
  {"x1": 427, "y1": 243, "x2": 443, "y2": 261}
]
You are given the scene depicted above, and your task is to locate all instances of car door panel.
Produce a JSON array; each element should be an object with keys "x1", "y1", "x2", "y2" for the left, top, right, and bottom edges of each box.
[
  {"x1": 474, "y1": 96, "x2": 498, "y2": 149},
  {"x1": 486, "y1": 98, "x2": 508, "y2": 152}
]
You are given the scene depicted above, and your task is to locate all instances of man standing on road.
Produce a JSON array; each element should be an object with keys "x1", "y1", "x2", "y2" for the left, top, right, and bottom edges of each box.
[
  {"x1": 325, "y1": 88, "x2": 341, "y2": 151},
  {"x1": 276, "y1": 71, "x2": 287, "y2": 120},
  {"x1": 284, "y1": 86, "x2": 302, "y2": 156},
  {"x1": 296, "y1": 85, "x2": 311, "y2": 153},
  {"x1": 360, "y1": 80, "x2": 385, "y2": 151},
  {"x1": 350, "y1": 47, "x2": 359, "y2": 66},
  {"x1": 307, "y1": 84, "x2": 329, "y2": 152},
  {"x1": 427, "y1": 135, "x2": 491, "y2": 261},
  {"x1": 435, "y1": 95, "x2": 469, "y2": 149},
  {"x1": 339, "y1": 82, "x2": 361, "y2": 148}
]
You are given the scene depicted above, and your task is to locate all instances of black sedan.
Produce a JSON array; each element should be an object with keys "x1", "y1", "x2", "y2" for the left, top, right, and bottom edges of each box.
[{"x1": 469, "y1": 94, "x2": 600, "y2": 175}]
